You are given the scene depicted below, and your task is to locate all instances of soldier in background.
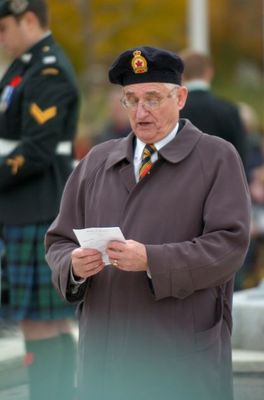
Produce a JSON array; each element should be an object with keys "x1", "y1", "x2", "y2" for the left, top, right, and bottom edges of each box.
[{"x1": 0, "y1": 1, "x2": 79, "y2": 399}]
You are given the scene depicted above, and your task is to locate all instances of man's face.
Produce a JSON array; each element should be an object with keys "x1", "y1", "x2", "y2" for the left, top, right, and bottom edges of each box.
[
  {"x1": 122, "y1": 82, "x2": 188, "y2": 144},
  {"x1": 0, "y1": 15, "x2": 29, "y2": 58}
]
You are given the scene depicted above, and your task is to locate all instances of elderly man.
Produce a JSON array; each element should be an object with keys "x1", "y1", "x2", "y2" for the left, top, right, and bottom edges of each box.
[{"x1": 46, "y1": 46, "x2": 250, "y2": 400}]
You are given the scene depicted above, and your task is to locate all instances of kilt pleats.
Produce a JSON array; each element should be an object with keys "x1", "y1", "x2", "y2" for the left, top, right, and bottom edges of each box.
[{"x1": 0, "y1": 223, "x2": 75, "y2": 320}]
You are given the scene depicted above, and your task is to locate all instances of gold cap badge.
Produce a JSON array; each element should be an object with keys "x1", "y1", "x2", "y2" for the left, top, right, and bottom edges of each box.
[{"x1": 131, "y1": 50, "x2": 148, "y2": 74}]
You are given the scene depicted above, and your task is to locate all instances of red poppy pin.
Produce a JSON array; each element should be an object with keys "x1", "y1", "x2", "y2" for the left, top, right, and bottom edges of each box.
[{"x1": 10, "y1": 75, "x2": 23, "y2": 87}]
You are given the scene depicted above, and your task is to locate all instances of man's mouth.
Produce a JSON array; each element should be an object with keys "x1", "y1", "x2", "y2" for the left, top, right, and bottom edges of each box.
[{"x1": 137, "y1": 122, "x2": 152, "y2": 127}]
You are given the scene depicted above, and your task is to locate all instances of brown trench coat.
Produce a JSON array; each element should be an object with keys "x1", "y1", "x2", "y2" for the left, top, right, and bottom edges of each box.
[{"x1": 45, "y1": 120, "x2": 251, "y2": 400}]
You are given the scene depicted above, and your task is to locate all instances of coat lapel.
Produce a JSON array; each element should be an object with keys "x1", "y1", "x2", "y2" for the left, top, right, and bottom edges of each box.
[{"x1": 105, "y1": 133, "x2": 136, "y2": 192}]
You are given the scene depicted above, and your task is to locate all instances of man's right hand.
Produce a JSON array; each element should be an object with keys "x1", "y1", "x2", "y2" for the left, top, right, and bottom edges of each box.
[{"x1": 71, "y1": 248, "x2": 104, "y2": 279}]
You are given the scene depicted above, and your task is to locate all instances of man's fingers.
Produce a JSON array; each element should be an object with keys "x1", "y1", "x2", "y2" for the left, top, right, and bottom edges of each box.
[
  {"x1": 107, "y1": 240, "x2": 126, "y2": 251},
  {"x1": 83, "y1": 262, "x2": 105, "y2": 278},
  {"x1": 74, "y1": 261, "x2": 105, "y2": 279},
  {"x1": 72, "y1": 247, "x2": 102, "y2": 258}
]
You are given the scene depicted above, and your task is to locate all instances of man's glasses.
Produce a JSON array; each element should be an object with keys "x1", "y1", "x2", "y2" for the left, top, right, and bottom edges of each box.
[{"x1": 120, "y1": 86, "x2": 179, "y2": 111}]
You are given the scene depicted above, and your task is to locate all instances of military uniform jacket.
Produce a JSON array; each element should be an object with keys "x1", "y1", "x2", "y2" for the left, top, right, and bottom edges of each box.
[
  {"x1": 0, "y1": 34, "x2": 79, "y2": 224},
  {"x1": 46, "y1": 120, "x2": 251, "y2": 400},
  {"x1": 180, "y1": 89, "x2": 248, "y2": 166}
]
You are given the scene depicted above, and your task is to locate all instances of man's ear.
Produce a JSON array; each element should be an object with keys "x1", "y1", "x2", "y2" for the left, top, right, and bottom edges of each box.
[
  {"x1": 22, "y1": 10, "x2": 39, "y2": 29},
  {"x1": 177, "y1": 86, "x2": 188, "y2": 110}
]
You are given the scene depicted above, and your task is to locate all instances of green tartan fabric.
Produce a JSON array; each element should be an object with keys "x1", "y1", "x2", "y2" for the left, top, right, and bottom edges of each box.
[{"x1": 0, "y1": 223, "x2": 76, "y2": 320}]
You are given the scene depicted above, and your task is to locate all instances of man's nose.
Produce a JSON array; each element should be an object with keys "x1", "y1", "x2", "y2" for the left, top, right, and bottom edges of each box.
[{"x1": 135, "y1": 101, "x2": 149, "y2": 118}]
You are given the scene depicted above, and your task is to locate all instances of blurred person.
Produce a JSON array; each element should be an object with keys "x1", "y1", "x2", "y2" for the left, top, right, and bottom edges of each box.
[
  {"x1": 92, "y1": 86, "x2": 131, "y2": 145},
  {"x1": 74, "y1": 134, "x2": 92, "y2": 162},
  {"x1": 74, "y1": 88, "x2": 131, "y2": 162},
  {"x1": 45, "y1": 46, "x2": 250, "y2": 400},
  {"x1": 180, "y1": 49, "x2": 248, "y2": 167},
  {"x1": 235, "y1": 103, "x2": 264, "y2": 290},
  {"x1": 238, "y1": 101, "x2": 263, "y2": 176},
  {"x1": 242, "y1": 163, "x2": 264, "y2": 288},
  {"x1": 0, "y1": 1, "x2": 79, "y2": 399}
]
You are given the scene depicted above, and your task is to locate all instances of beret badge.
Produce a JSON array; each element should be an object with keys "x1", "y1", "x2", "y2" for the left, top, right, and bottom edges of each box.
[
  {"x1": 131, "y1": 50, "x2": 148, "y2": 74},
  {"x1": 9, "y1": 0, "x2": 29, "y2": 14}
]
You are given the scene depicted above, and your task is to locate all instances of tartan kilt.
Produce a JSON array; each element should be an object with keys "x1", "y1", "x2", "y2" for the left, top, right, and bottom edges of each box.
[{"x1": 0, "y1": 223, "x2": 76, "y2": 321}]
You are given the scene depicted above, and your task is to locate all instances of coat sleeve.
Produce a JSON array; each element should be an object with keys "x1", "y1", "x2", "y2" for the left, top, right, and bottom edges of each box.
[
  {"x1": 0, "y1": 67, "x2": 78, "y2": 190},
  {"x1": 45, "y1": 150, "x2": 103, "y2": 303},
  {"x1": 146, "y1": 140, "x2": 251, "y2": 300}
]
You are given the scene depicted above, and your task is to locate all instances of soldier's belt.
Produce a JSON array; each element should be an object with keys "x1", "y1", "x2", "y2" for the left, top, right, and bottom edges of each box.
[{"x1": 0, "y1": 139, "x2": 72, "y2": 156}]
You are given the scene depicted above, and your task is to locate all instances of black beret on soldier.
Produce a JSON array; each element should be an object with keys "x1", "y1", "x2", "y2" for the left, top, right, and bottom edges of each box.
[
  {"x1": 109, "y1": 46, "x2": 184, "y2": 86},
  {"x1": 0, "y1": 0, "x2": 30, "y2": 18}
]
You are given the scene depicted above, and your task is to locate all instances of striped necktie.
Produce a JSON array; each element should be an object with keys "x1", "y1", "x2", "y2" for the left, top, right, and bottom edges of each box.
[{"x1": 139, "y1": 144, "x2": 157, "y2": 179}]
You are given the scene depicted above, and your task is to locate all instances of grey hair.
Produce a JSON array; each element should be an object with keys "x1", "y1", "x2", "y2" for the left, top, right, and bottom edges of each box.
[{"x1": 163, "y1": 83, "x2": 180, "y2": 90}]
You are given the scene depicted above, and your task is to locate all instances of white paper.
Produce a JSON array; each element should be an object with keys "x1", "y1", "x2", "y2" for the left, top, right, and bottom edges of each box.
[{"x1": 73, "y1": 227, "x2": 125, "y2": 264}]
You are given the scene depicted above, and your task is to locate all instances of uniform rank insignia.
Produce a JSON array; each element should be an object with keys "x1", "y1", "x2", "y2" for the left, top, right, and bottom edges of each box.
[
  {"x1": 131, "y1": 50, "x2": 148, "y2": 74},
  {"x1": 30, "y1": 103, "x2": 57, "y2": 125},
  {"x1": 0, "y1": 75, "x2": 22, "y2": 112}
]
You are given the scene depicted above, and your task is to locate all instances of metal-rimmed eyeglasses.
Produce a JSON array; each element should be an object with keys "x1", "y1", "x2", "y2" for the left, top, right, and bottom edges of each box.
[{"x1": 120, "y1": 85, "x2": 179, "y2": 111}]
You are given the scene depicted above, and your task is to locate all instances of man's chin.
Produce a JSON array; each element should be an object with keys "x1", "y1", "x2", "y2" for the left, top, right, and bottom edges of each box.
[
  {"x1": 135, "y1": 133, "x2": 157, "y2": 144},
  {"x1": 135, "y1": 125, "x2": 155, "y2": 136}
]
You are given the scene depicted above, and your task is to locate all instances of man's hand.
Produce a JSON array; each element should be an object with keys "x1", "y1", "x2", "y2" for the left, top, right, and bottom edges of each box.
[
  {"x1": 106, "y1": 240, "x2": 148, "y2": 271},
  {"x1": 71, "y1": 248, "x2": 104, "y2": 279}
]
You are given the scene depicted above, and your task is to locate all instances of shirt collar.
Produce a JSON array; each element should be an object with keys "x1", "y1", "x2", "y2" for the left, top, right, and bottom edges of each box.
[{"x1": 134, "y1": 122, "x2": 179, "y2": 161}]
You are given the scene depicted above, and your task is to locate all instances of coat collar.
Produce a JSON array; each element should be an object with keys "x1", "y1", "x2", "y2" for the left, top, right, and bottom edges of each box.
[
  {"x1": 158, "y1": 119, "x2": 202, "y2": 163},
  {"x1": 105, "y1": 133, "x2": 134, "y2": 170},
  {"x1": 105, "y1": 119, "x2": 203, "y2": 170},
  {"x1": 0, "y1": 33, "x2": 55, "y2": 91},
  {"x1": 0, "y1": 34, "x2": 55, "y2": 90},
  {"x1": 20, "y1": 33, "x2": 55, "y2": 65}
]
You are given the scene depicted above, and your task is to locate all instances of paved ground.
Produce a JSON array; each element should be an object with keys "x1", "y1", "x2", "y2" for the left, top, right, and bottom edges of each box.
[
  {"x1": 0, "y1": 385, "x2": 28, "y2": 400},
  {"x1": 234, "y1": 374, "x2": 264, "y2": 400},
  {"x1": 0, "y1": 326, "x2": 263, "y2": 400}
]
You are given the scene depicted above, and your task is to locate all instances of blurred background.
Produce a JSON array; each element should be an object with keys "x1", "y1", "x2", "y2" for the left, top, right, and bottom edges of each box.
[
  {"x1": 1, "y1": 0, "x2": 261, "y2": 152},
  {"x1": 1, "y1": 0, "x2": 263, "y2": 286},
  {"x1": 0, "y1": 1, "x2": 264, "y2": 399}
]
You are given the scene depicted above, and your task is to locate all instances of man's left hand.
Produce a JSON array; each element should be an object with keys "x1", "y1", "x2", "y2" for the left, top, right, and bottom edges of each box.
[{"x1": 107, "y1": 240, "x2": 148, "y2": 271}]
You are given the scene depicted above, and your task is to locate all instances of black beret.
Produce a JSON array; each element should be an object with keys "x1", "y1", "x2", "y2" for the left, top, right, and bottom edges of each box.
[
  {"x1": 109, "y1": 46, "x2": 184, "y2": 86},
  {"x1": 0, "y1": 0, "x2": 30, "y2": 18}
]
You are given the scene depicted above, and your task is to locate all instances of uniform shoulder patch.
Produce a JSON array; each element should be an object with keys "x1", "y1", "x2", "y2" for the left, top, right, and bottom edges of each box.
[{"x1": 41, "y1": 68, "x2": 60, "y2": 76}]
